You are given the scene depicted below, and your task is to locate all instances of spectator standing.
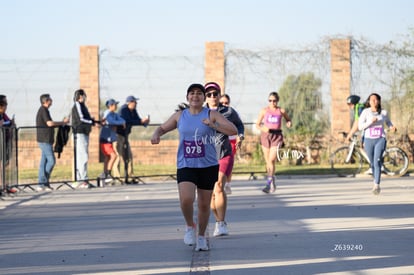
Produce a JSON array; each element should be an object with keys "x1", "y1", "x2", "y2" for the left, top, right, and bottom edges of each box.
[
  {"x1": 116, "y1": 95, "x2": 149, "y2": 183},
  {"x1": 255, "y1": 91, "x2": 292, "y2": 193},
  {"x1": 205, "y1": 82, "x2": 244, "y2": 237},
  {"x1": 151, "y1": 83, "x2": 237, "y2": 251},
  {"x1": 71, "y1": 89, "x2": 96, "y2": 188},
  {"x1": 0, "y1": 95, "x2": 17, "y2": 194},
  {"x1": 99, "y1": 99, "x2": 125, "y2": 184},
  {"x1": 36, "y1": 94, "x2": 69, "y2": 191}
]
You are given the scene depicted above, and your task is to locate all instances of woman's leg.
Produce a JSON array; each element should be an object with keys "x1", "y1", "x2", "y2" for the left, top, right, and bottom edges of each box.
[
  {"x1": 178, "y1": 181, "x2": 197, "y2": 227},
  {"x1": 197, "y1": 188, "x2": 214, "y2": 236},
  {"x1": 373, "y1": 138, "x2": 386, "y2": 185}
]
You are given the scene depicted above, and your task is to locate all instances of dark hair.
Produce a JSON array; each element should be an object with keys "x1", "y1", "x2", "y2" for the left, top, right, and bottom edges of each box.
[
  {"x1": 40, "y1": 94, "x2": 51, "y2": 104},
  {"x1": 269, "y1": 91, "x2": 279, "y2": 101},
  {"x1": 74, "y1": 89, "x2": 86, "y2": 101},
  {"x1": 175, "y1": 102, "x2": 189, "y2": 112},
  {"x1": 187, "y1": 84, "x2": 205, "y2": 95},
  {"x1": 221, "y1": 94, "x2": 230, "y2": 103},
  {"x1": 0, "y1": 95, "x2": 6, "y2": 105},
  {"x1": 366, "y1": 93, "x2": 382, "y2": 113}
]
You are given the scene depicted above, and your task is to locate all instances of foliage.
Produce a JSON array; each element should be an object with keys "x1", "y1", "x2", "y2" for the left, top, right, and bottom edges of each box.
[{"x1": 278, "y1": 72, "x2": 330, "y2": 142}]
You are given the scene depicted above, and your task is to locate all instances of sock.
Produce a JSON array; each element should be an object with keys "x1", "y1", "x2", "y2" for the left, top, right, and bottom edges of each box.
[{"x1": 267, "y1": 176, "x2": 273, "y2": 185}]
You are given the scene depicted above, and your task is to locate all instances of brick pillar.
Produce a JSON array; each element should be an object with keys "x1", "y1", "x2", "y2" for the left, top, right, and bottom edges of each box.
[
  {"x1": 79, "y1": 46, "x2": 100, "y2": 163},
  {"x1": 205, "y1": 42, "x2": 225, "y2": 94},
  {"x1": 330, "y1": 39, "x2": 351, "y2": 135}
]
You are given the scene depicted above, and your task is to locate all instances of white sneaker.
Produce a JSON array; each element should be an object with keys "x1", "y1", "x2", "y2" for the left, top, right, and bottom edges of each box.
[
  {"x1": 213, "y1": 221, "x2": 229, "y2": 237},
  {"x1": 195, "y1": 236, "x2": 209, "y2": 251},
  {"x1": 372, "y1": 184, "x2": 381, "y2": 195},
  {"x1": 364, "y1": 168, "x2": 373, "y2": 175},
  {"x1": 224, "y1": 183, "x2": 232, "y2": 195},
  {"x1": 36, "y1": 185, "x2": 46, "y2": 192},
  {"x1": 183, "y1": 226, "x2": 196, "y2": 246}
]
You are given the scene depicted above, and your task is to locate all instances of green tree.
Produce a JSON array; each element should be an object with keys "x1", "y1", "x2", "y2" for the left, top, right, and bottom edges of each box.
[{"x1": 278, "y1": 72, "x2": 329, "y2": 163}]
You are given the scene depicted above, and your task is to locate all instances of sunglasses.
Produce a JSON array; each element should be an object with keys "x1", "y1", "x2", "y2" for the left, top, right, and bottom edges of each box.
[
  {"x1": 268, "y1": 99, "x2": 278, "y2": 102},
  {"x1": 206, "y1": 92, "x2": 219, "y2": 98}
]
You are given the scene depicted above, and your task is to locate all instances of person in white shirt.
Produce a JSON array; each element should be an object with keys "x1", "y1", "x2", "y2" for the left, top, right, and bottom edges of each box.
[{"x1": 358, "y1": 93, "x2": 396, "y2": 195}]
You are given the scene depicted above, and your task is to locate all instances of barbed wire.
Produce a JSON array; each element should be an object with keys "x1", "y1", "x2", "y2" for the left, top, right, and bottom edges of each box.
[{"x1": 1, "y1": 35, "x2": 413, "y2": 129}]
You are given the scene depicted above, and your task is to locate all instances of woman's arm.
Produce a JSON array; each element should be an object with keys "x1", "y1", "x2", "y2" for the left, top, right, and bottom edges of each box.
[
  {"x1": 255, "y1": 108, "x2": 267, "y2": 132},
  {"x1": 205, "y1": 110, "x2": 237, "y2": 136},
  {"x1": 383, "y1": 110, "x2": 397, "y2": 132},
  {"x1": 280, "y1": 108, "x2": 292, "y2": 128},
  {"x1": 151, "y1": 111, "x2": 180, "y2": 144},
  {"x1": 358, "y1": 109, "x2": 371, "y2": 131}
]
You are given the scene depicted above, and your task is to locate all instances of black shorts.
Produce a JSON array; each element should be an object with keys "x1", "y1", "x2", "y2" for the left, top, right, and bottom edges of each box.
[{"x1": 177, "y1": 165, "x2": 219, "y2": 190}]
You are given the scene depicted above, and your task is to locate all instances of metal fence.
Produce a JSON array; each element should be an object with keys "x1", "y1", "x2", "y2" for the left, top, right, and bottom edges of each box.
[{"x1": 0, "y1": 126, "x2": 17, "y2": 195}]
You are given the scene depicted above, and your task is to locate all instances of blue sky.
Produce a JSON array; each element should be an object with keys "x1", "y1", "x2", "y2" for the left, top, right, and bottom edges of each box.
[
  {"x1": 1, "y1": 0, "x2": 413, "y2": 58},
  {"x1": 1, "y1": 0, "x2": 414, "y2": 125}
]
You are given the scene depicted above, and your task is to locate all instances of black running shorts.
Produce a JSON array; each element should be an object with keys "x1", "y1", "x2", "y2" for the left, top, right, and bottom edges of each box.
[{"x1": 177, "y1": 165, "x2": 219, "y2": 190}]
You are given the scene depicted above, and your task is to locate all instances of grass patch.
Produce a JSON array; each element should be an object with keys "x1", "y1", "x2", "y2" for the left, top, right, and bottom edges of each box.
[{"x1": 18, "y1": 162, "x2": 413, "y2": 183}]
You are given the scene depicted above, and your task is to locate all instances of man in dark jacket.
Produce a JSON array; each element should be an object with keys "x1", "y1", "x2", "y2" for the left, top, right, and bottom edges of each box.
[{"x1": 115, "y1": 95, "x2": 150, "y2": 183}]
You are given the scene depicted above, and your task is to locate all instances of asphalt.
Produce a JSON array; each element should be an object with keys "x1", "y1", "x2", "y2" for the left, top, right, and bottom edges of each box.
[{"x1": 0, "y1": 174, "x2": 413, "y2": 275}]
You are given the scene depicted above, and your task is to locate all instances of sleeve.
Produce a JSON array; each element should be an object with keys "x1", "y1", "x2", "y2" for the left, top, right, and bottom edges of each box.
[
  {"x1": 75, "y1": 102, "x2": 93, "y2": 124},
  {"x1": 382, "y1": 110, "x2": 393, "y2": 128},
  {"x1": 105, "y1": 112, "x2": 125, "y2": 126},
  {"x1": 230, "y1": 107, "x2": 244, "y2": 135},
  {"x1": 358, "y1": 109, "x2": 371, "y2": 131},
  {"x1": 43, "y1": 109, "x2": 53, "y2": 124},
  {"x1": 121, "y1": 108, "x2": 141, "y2": 126}
]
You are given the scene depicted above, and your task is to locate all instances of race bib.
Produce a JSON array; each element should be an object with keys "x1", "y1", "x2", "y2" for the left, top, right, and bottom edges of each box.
[
  {"x1": 183, "y1": 140, "x2": 205, "y2": 158},
  {"x1": 267, "y1": 114, "x2": 281, "y2": 124},
  {"x1": 369, "y1": 127, "x2": 383, "y2": 138}
]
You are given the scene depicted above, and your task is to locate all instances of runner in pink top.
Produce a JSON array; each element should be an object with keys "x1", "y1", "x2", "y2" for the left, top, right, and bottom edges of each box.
[{"x1": 256, "y1": 91, "x2": 292, "y2": 193}]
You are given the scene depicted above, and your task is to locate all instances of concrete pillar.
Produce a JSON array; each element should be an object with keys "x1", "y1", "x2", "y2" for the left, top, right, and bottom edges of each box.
[
  {"x1": 79, "y1": 46, "x2": 100, "y2": 163},
  {"x1": 330, "y1": 39, "x2": 351, "y2": 136},
  {"x1": 205, "y1": 42, "x2": 225, "y2": 93}
]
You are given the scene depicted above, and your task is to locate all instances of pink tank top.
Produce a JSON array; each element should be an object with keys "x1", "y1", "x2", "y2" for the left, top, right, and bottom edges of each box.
[{"x1": 264, "y1": 107, "x2": 282, "y2": 129}]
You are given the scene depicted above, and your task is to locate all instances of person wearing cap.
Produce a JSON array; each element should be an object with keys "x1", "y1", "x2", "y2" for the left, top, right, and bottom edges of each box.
[
  {"x1": 71, "y1": 89, "x2": 96, "y2": 188},
  {"x1": 99, "y1": 99, "x2": 126, "y2": 184},
  {"x1": 204, "y1": 82, "x2": 244, "y2": 237},
  {"x1": 151, "y1": 83, "x2": 237, "y2": 251},
  {"x1": 115, "y1": 95, "x2": 150, "y2": 183}
]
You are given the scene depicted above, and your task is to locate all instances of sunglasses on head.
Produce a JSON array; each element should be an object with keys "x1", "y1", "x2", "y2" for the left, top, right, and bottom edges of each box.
[{"x1": 206, "y1": 92, "x2": 219, "y2": 98}]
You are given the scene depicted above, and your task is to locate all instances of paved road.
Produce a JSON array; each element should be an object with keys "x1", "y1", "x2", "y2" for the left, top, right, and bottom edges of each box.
[{"x1": 0, "y1": 175, "x2": 413, "y2": 275}]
